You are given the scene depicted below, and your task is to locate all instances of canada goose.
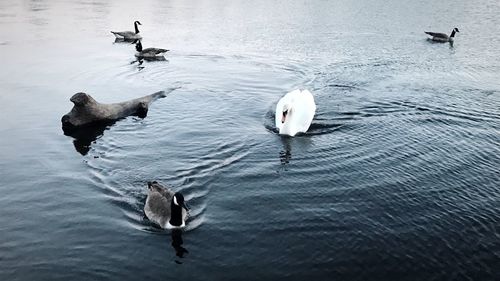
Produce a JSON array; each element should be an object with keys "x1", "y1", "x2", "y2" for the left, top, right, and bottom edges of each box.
[
  {"x1": 425, "y1": 28, "x2": 459, "y2": 43},
  {"x1": 135, "y1": 40, "x2": 169, "y2": 59},
  {"x1": 111, "y1": 20, "x2": 142, "y2": 41},
  {"x1": 275, "y1": 89, "x2": 316, "y2": 136},
  {"x1": 144, "y1": 181, "x2": 188, "y2": 229}
]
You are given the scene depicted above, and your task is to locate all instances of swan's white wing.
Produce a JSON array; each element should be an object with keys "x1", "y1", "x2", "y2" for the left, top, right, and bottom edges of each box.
[{"x1": 291, "y1": 89, "x2": 316, "y2": 133}]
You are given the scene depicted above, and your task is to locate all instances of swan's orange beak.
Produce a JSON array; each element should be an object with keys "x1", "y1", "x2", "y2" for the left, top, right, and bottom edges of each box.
[{"x1": 281, "y1": 110, "x2": 288, "y2": 123}]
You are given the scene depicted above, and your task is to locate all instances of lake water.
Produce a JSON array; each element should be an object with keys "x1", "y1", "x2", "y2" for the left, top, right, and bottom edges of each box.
[{"x1": 1, "y1": 0, "x2": 499, "y2": 280}]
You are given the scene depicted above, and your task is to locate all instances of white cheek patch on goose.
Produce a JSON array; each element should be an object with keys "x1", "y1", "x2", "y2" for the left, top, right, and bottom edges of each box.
[{"x1": 173, "y1": 196, "x2": 179, "y2": 206}]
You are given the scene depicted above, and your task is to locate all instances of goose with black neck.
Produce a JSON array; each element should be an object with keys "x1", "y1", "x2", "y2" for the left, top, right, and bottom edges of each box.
[
  {"x1": 144, "y1": 181, "x2": 189, "y2": 229},
  {"x1": 111, "y1": 20, "x2": 142, "y2": 41},
  {"x1": 425, "y1": 27, "x2": 460, "y2": 43}
]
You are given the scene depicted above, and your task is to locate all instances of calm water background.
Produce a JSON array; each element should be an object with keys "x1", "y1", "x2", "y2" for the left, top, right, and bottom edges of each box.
[{"x1": 1, "y1": 0, "x2": 499, "y2": 280}]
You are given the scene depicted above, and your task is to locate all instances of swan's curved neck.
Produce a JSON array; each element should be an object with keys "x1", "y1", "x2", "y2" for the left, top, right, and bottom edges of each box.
[{"x1": 134, "y1": 22, "x2": 140, "y2": 34}]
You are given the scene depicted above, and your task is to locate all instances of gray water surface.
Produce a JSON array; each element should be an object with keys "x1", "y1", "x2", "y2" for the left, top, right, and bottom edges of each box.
[{"x1": 1, "y1": 0, "x2": 499, "y2": 280}]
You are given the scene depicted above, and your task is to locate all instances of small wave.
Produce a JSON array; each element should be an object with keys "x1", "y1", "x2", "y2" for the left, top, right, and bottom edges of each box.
[{"x1": 264, "y1": 101, "x2": 361, "y2": 136}]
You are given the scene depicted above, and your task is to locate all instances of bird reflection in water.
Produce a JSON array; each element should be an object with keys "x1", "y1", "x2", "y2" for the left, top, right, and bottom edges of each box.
[
  {"x1": 171, "y1": 229, "x2": 189, "y2": 264},
  {"x1": 62, "y1": 121, "x2": 113, "y2": 155},
  {"x1": 130, "y1": 57, "x2": 166, "y2": 71},
  {"x1": 113, "y1": 38, "x2": 137, "y2": 44},
  {"x1": 279, "y1": 137, "x2": 292, "y2": 171},
  {"x1": 130, "y1": 58, "x2": 145, "y2": 71}
]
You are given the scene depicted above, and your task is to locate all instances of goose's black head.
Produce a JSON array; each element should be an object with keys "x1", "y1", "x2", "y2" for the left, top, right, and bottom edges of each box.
[
  {"x1": 134, "y1": 21, "x2": 142, "y2": 34},
  {"x1": 169, "y1": 193, "x2": 189, "y2": 227},
  {"x1": 450, "y1": 27, "x2": 460, "y2": 39},
  {"x1": 173, "y1": 193, "x2": 188, "y2": 210},
  {"x1": 135, "y1": 40, "x2": 143, "y2": 52}
]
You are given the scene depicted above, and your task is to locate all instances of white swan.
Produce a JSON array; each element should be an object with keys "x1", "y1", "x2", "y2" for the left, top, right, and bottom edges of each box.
[{"x1": 275, "y1": 89, "x2": 316, "y2": 136}]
